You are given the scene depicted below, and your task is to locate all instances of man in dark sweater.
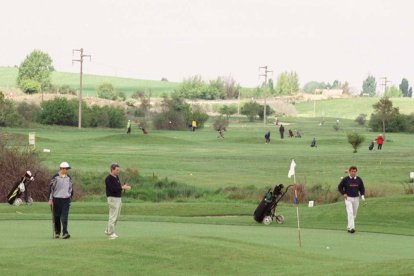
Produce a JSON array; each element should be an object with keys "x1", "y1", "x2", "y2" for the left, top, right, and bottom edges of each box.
[
  {"x1": 338, "y1": 166, "x2": 366, "y2": 234},
  {"x1": 105, "y1": 163, "x2": 131, "y2": 239}
]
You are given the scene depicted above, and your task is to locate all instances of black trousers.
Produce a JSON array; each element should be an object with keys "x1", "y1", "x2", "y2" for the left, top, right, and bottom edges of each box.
[{"x1": 52, "y1": 198, "x2": 71, "y2": 235}]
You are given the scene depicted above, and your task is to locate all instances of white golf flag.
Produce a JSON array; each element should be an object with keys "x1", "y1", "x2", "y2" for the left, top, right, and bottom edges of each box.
[{"x1": 288, "y1": 159, "x2": 296, "y2": 178}]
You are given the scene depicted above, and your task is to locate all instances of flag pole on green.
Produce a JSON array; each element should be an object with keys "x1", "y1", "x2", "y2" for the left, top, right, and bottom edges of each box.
[{"x1": 288, "y1": 159, "x2": 301, "y2": 247}]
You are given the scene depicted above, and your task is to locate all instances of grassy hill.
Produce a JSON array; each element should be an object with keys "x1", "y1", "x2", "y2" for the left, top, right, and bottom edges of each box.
[
  {"x1": 294, "y1": 97, "x2": 414, "y2": 119},
  {"x1": 0, "y1": 66, "x2": 179, "y2": 97},
  {"x1": 3, "y1": 117, "x2": 414, "y2": 197}
]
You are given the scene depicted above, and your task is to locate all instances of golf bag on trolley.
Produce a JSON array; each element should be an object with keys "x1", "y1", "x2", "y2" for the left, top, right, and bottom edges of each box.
[
  {"x1": 6, "y1": 171, "x2": 35, "y2": 206},
  {"x1": 254, "y1": 184, "x2": 292, "y2": 225}
]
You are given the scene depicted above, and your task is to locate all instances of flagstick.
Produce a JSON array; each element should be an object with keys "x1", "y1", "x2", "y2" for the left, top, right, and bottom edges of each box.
[{"x1": 294, "y1": 176, "x2": 302, "y2": 248}]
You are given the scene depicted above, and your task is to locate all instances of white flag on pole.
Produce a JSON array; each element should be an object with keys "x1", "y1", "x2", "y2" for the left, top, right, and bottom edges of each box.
[{"x1": 288, "y1": 159, "x2": 296, "y2": 178}]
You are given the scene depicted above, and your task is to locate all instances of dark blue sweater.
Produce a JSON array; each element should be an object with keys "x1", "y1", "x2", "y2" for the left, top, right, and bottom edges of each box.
[
  {"x1": 105, "y1": 174, "x2": 122, "y2": 197},
  {"x1": 338, "y1": 176, "x2": 365, "y2": 197}
]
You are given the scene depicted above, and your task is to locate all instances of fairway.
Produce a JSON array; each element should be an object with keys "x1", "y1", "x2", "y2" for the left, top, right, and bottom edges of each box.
[{"x1": 4, "y1": 116, "x2": 414, "y2": 196}]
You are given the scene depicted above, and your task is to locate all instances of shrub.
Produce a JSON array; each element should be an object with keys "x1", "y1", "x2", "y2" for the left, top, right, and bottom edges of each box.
[
  {"x1": 258, "y1": 104, "x2": 275, "y2": 120},
  {"x1": 37, "y1": 97, "x2": 77, "y2": 126},
  {"x1": 0, "y1": 96, "x2": 24, "y2": 127},
  {"x1": 355, "y1": 113, "x2": 367, "y2": 125},
  {"x1": 241, "y1": 101, "x2": 261, "y2": 121},
  {"x1": 16, "y1": 102, "x2": 40, "y2": 122},
  {"x1": 213, "y1": 115, "x2": 229, "y2": 131},
  {"x1": 190, "y1": 108, "x2": 209, "y2": 129},
  {"x1": 19, "y1": 79, "x2": 41, "y2": 94},
  {"x1": 97, "y1": 83, "x2": 117, "y2": 100},
  {"x1": 58, "y1": 85, "x2": 77, "y2": 95},
  {"x1": 347, "y1": 132, "x2": 365, "y2": 153},
  {"x1": 153, "y1": 110, "x2": 186, "y2": 130},
  {"x1": 0, "y1": 135, "x2": 62, "y2": 202}
]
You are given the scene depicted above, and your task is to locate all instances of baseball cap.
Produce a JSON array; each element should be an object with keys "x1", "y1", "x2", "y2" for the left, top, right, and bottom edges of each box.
[{"x1": 59, "y1": 162, "x2": 71, "y2": 169}]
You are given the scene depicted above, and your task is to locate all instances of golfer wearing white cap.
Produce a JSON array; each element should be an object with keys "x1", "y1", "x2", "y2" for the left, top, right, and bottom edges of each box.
[{"x1": 48, "y1": 162, "x2": 73, "y2": 239}]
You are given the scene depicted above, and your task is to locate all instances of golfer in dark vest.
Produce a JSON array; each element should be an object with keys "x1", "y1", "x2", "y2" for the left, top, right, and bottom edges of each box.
[
  {"x1": 48, "y1": 162, "x2": 73, "y2": 239},
  {"x1": 338, "y1": 166, "x2": 366, "y2": 233},
  {"x1": 105, "y1": 163, "x2": 131, "y2": 239}
]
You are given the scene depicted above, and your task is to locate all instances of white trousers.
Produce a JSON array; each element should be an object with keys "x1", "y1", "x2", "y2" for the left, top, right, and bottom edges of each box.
[
  {"x1": 107, "y1": 197, "x2": 122, "y2": 235},
  {"x1": 345, "y1": 197, "x2": 359, "y2": 230}
]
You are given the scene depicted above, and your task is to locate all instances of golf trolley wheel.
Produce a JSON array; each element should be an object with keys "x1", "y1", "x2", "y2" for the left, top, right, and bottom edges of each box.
[
  {"x1": 275, "y1": 215, "x2": 285, "y2": 224},
  {"x1": 27, "y1": 197, "x2": 33, "y2": 205},
  {"x1": 14, "y1": 198, "x2": 23, "y2": 206},
  {"x1": 262, "y1": 216, "x2": 272, "y2": 225}
]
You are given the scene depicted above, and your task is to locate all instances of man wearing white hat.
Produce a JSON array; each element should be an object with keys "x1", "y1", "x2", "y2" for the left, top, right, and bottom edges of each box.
[{"x1": 48, "y1": 162, "x2": 73, "y2": 239}]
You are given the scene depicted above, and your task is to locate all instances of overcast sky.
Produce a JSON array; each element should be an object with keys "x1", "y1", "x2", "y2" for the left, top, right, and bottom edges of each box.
[{"x1": 1, "y1": 0, "x2": 413, "y2": 90}]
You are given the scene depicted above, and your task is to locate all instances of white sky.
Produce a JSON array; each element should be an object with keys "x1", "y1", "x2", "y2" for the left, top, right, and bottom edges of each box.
[{"x1": 1, "y1": 0, "x2": 413, "y2": 89}]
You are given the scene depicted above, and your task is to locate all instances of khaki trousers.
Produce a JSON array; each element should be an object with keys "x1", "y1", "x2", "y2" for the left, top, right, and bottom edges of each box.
[{"x1": 107, "y1": 197, "x2": 122, "y2": 235}]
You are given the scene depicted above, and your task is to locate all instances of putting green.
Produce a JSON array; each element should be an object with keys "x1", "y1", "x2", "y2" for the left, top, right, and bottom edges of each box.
[{"x1": 0, "y1": 220, "x2": 413, "y2": 275}]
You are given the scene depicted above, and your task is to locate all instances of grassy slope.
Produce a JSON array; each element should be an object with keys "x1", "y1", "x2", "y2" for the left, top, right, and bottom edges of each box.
[
  {"x1": 0, "y1": 66, "x2": 179, "y2": 97},
  {"x1": 4, "y1": 117, "x2": 414, "y2": 194},
  {"x1": 294, "y1": 97, "x2": 414, "y2": 119}
]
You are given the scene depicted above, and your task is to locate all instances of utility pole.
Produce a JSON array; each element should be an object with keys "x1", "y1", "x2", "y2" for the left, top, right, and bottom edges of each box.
[
  {"x1": 380, "y1": 77, "x2": 391, "y2": 97},
  {"x1": 259, "y1": 66, "x2": 273, "y2": 125},
  {"x1": 72, "y1": 48, "x2": 91, "y2": 129}
]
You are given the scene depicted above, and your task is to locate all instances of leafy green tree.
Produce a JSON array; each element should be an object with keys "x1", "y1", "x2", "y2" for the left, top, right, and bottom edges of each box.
[
  {"x1": 37, "y1": 97, "x2": 77, "y2": 126},
  {"x1": 331, "y1": 80, "x2": 341, "y2": 89},
  {"x1": 258, "y1": 104, "x2": 274, "y2": 120},
  {"x1": 97, "y1": 83, "x2": 117, "y2": 100},
  {"x1": 409, "y1": 87, "x2": 413, "y2": 98},
  {"x1": 241, "y1": 101, "x2": 261, "y2": 122},
  {"x1": 219, "y1": 105, "x2": 237, "y2": 121},
  {"x1": 173, "y1": 75, "x2": 204, "y2": 99},
  {"x1": 370, "y1": 97, "x2": 399, "y2": 139},
  {"x1": 384, "y1": 85, "x2": 402, "y2": 97},
  {"x1": 399, "y1": 78, "x2": 409, "y2": 97},
  {"x1": 303, "y1": 81, "x2": 326, "y2": 93},
  {"x1": 0, "y1": 92, "x2": 23, "y2": 127},
  {"x1": 361, "y1": 75, "x2": 377, "y2": 97},
  {"x1": 347, "y1": 132, "x2": 365, "y2": 153},
  {"x1": 17, "y1": 50, "x2": 53, "y2": 93},
  {"x1": 275, "y1": 71, "x2": 299, "y2": 95},
  {"x1": 224, "y1": 76, "x2": 241, "y2": 99}
]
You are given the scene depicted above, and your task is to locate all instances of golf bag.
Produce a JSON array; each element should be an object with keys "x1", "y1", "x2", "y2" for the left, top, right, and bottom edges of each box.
[
  {"x1": 7, "y1": 171, "x2": 35, "y2": 206},
  {"x1": 254, "y1": 184, "x2": 292, "y2": 225}
]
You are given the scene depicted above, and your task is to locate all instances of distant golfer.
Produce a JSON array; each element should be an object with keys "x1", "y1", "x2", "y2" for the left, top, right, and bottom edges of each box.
[
  {"x1": 279, "y1": 124, "x2": 285, "y2": 139},
  {"x1": 48, "y1": 162, "x2": 73, "y2": 239},
  {"x1": 105, "y1": 163, "x2": 131, "y2": 239},
  {"x1": 264, "y1": 131, "x2": 270, "y2": 144},
  {"x1": 338, "y1": 166, "x2": 366, "y2": 234},
  {"x1": 192, "y1": 120, "x2": 197, "y2": 132},
  {"x1": 126, "y1": 120, "x2": 131, "y2": 134},
  {"x1": 376, "y1": 134, "x2": 384, "y2": 150}
]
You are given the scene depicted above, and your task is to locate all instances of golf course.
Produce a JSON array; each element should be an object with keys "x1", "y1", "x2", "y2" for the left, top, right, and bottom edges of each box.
[{"x1": 1, "y1": 112, "x2": 414, "y2": 275}]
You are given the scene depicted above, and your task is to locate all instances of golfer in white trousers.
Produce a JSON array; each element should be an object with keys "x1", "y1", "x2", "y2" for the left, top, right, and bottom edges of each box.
[
  {"x1": 338, "y1": 166, "x2": 366, "y2": 233},
  {"x1": 105, "y1": 163, "x2": 131, "y2": 239}
]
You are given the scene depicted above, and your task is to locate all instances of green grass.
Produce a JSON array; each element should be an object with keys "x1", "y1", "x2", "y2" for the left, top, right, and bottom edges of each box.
[
  {"x1": 3, "y1": 116, "x2": 414, "y2": 196},
  {"x1": 295, "y1": 97, "x2": 414, "y2": 119},
  {"x1": 0, "y1": 66, "x2": 179, "y2": 97},
  {"x1": 0, "y1": 196, "x2": 413, "y2": 275}
]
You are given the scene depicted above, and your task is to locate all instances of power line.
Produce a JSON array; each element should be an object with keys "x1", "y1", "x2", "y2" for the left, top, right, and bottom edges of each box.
[
  {"x1": 72, "y1": 48, "x2": 91, "y2": 129},
  {"x1": 259, "y1": 66, "x2": 273, "y2": 125},
  {"x1": 380, "y1": 77, "x2": 391, "y2": 96}
]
